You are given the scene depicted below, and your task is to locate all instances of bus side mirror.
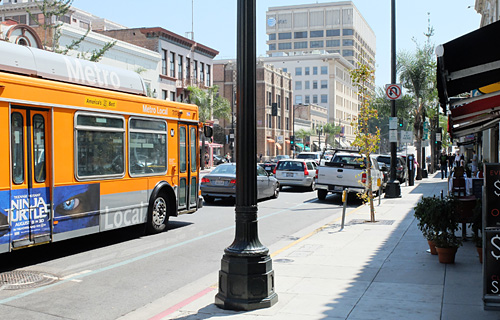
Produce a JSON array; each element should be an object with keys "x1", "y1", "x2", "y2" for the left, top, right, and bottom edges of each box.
[{"x1": 204, "y1": 126, "x2": 213, "y2": 137}]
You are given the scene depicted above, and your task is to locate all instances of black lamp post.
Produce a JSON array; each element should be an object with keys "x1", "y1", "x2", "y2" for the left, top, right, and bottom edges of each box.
[
  {"x1": 215, "y1": 0, "x2": 277, "y2": 311},
  {"x1": 385, "y1": 0, "x2": 401, "y2": 198},
  {"x1": 316, "y1": 126, "x2": 323, "y2": 152}
]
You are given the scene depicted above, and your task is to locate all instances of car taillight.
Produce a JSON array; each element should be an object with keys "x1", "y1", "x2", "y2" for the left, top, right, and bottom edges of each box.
[
  {"x1": 201, "y1": 177, "x2": 210, "y2": 183},
  {"x1": 315, "y1": 169, "x2": 318, "y2": 179},
  {"x1": 273, "y1": 167, "x2": 276, "y2": 175},
  {"x1": 230, "y1": 179, "x2": 236, "y2": 184},
  {"x1": 362, "y1": 172, "x2": 367, "y2": 184},
  {"x1": 303, "y1": 162, "x2": 309, "y2": 175}
]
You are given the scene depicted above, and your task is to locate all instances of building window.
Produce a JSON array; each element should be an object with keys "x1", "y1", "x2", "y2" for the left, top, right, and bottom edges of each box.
[
  {"x1": 313, "y1": 95, "x2": 318, "y2": 104},
  {"x1": 321, "y1": 80, "x2": 328, "y2": 89},
  {"x1": 313, "y1": 67, "x2": 318, "y2": 75},
  {"x1": 267, "y1": 91, "x2": 272, "y2": 105},
  {"x1": 283, "y1": 68, "x2": 288, "y2": 73},
  {"x1": 162, "y1": 90, "x2": 168, "y2": 100},
  {"x1": 295, "y1": 67, "x2": 302, "y2": 76},
  {"x1": 294, "y1": 31, "x2": 308, "y2": 38},
  {"x1": 326, "y1": 40, "x2": 340, "y2": 47},
  {"x1": 170, "y1": 92, "x2": 176, "y2": 101},
  {"x1": 277, "y1": 94, "x2": 281, "y2": 109},
  {"x1": 295, "y1": 81, "x2": 302, "y2": 90},
  {"x1": 162, "y1": 50, "x2": 168, "y2": 75},
  {"x1": 285, "y1": 117, "x2": 289, "y2": 130},
  {"x1": 206, "y1": 65, "x2": 211, "y2": 86},
  {"x1": 310, "y1": 41, "x2": 324, "y2": 48},
  {"x1": 277, "y1": 116, "x2": 281, "y2": 129},
  {"x1": 200, "y1": 63, "x2": 205, "y2": 83},
  {"x1": 278, "y1": 32, "x2": 292, "y2": 40},
  {"x1": 186, "y1": 58, "x2": 191, "y2": 81},
  {"x1": 285, "y1": 97, "x2": 289, "y2": 110},
  {"x1": 193, "y1": 61, "x2": 198, "y2": 80},
  {"x1": 305, "y1": 81, "x2": 310, "y2": 90},
  {"x1": 295, "y1": 95, "x2": 303, "y2": 104},
  {"x1": 342, "y1": 50, "x2": 354, "y2": 57},
  {"x1": 178, "y1": 55, "x2": 183, "y2": 80},
  {"x1": 313, "y1": 81, "x2": 318, "y2": 89},
  {"x1": 310, "y1": 30, "x2": 324, "y2": 38},
  {"x1": 267, "y1": 114, "x2": 273, "y2": 128},
  {"x1": 321, "y1": 94, "x2": 328, "y2": 103},
  {"x1": 269, "y1": 33, "x2": 276, "y2": 40},
  {"x1": 305, "y1": 67, "x2": 310, "y2": 75},
  {"x1": 326, "y1": 29, "x2": 340, "y2": 36},
  {"x1": 294, "y1": 41, "x2": 308, "y2": 49},
  {"x1": 269, "y1": 44, "x2": 276, "y2": 51},
  {"x1": 343, "y1": 39, "x2": 354, "y2": 46},
  {"x1": 169, "y1": 52, "x2": 175, "y2": 78},
  {"x1": 321, "y1": 66, "x2": 328, "y2": 74},
  {"x1": 343, "y1": 29, "x2": 354, "y2": 36},
  {"x1": 278, "y1": 42, "x2": 292, "y2": 50},
  {"x1": 305, "y1": 95, "x2": 310, "y2": 104}
]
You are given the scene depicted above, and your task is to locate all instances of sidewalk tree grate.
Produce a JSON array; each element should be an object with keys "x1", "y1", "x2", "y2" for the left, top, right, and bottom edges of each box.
[
  {"x1": 0, "y1": 270, "x2": 58, "y2": 290},
  {"x1": 348, "y1": 219, "x2": 395, "y2": 226}
]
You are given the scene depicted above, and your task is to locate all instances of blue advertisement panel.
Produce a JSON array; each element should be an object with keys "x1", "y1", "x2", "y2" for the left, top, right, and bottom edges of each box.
[
  {"x1": 53, "y1": 184, "x2": 100, "y2": 233},
  {"x1": 0, "y1": 190, "x2": 10, "y2": 245},
  {"x1": 0, "y1": 187, "x2": 50, "y2": 244}
]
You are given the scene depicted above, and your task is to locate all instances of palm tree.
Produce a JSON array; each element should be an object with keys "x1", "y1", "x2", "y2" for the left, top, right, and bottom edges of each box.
[
  {"x1": 322, "y1": 123, "x2": 341, "y2": 148},
  {"x1": 397, "y1": 41, "x2": 435, "y2": 179},
  {"x1": 294, "y1": 128, "x2": 313, "y2": 153}
]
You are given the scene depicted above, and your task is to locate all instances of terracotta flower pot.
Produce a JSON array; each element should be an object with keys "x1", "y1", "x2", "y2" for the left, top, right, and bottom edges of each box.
[
  {"x1": 477, "y1": 246, "x2": 483, "y2": 264},
  {"x1": 428, "y1": 240, "x2": 437, "y2": 255},
  {"x1": 436, "y1": 246, "x2": 458, "y2": 264}
]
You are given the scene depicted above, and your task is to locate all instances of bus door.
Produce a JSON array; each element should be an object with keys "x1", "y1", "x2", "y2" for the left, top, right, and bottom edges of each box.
[
  {"x1": 178, "y1": 123, "x2": 198, "y2": 211},
  {"x1": 9, "y1": 108, "x2": 51, "y2": 248}
]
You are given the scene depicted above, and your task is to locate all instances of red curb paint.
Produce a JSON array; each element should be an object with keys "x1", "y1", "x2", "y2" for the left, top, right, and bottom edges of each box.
[{"x1": 149, "y1": 287, "x2": 215, "y2": 320}]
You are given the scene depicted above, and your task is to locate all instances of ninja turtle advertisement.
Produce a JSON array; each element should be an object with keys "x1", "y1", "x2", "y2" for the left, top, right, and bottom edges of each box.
[
  {"x1": 53, "y1": 184, "x2": 100, "y2": 233},
  {"x1": 0, "y1": 187, "x2": 51, "y2": 244}
]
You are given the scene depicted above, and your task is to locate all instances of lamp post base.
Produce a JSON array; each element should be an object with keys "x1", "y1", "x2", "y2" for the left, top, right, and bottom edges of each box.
[
  {"x1": 385, "y1": 180, "x2": 401, "y2": 198},
  {"x1": 215, "y1": 253, "x2": 278, "y2": 311}
]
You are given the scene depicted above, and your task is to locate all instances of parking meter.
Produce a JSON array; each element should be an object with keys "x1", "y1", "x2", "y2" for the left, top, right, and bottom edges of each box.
[{"x1": 407, "y1": 154, "x2": 415, "y2": 186}]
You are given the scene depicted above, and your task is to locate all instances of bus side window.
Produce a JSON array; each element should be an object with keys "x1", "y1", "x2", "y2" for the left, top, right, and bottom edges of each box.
[{"x1": 11, "y1": 112, "x2": 25, "y2": 184}]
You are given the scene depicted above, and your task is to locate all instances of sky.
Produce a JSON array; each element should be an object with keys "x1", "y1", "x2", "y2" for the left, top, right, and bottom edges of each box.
[{"x1": 73, "y1": 0, "x2": 481, "y2": 89}]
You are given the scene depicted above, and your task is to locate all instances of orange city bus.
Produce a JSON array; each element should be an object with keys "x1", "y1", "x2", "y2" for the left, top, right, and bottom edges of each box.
[{"x1": 0, "y1": 41, "x2": 205, "y2": 253}]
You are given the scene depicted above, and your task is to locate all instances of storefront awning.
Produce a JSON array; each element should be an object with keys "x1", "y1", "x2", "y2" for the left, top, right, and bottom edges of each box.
[
  {"x1": 449, "y1": 91, "x2": 500, "y2": 138},
  {"x1": 276, "y1": 143, "x2": 282, "y2": 150},
  {"x1": 437, "y1": 20, "x2": 500, "y2": 110},
  {"x1": 267, "y1": 138, "x2": 275, "y2": 143}
]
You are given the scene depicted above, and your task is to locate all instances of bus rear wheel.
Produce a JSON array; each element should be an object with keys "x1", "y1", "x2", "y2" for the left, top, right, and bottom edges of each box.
[{"x1": 147, "y1": 194, "x2": 169, "y2": 234}]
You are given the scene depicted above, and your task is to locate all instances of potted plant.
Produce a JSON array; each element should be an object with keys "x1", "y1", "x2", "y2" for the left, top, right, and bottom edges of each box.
[
  {"x1": 433, "y1": 196, "x2": 462, "y2": 264},
  {"x1": 414, "y1": 195, "x2": 462, "y2": 263},
  {"x1": 471, "y1": 198, "x2": 483, "y2": 263},
  {"x1": 414, "y1": 196, "x2": 443, "y2": 255}
]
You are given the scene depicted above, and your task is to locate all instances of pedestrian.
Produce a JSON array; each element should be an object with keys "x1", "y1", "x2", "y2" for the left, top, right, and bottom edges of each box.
[
  {"x1": 471, "y1": 150, "x2": 478, "y2": 176},
  {"x1": 440, "y1": 151, "x2": 448, "y2": 179},
  {"x1": 225, "y1": 152, "x2": 231, "y2": 163},
  {"x1": 448, "y1": 153, "x2": 454, "y2": 170},
  {"x1": 454, "y1": 152, "x2": 461, "y2": 167},
  {"x1": 204, "y1": 152, "x2": 209, "y2": 167},
  {"x1": 259, "y1": 153, "x2": 263, "y2": 163}
]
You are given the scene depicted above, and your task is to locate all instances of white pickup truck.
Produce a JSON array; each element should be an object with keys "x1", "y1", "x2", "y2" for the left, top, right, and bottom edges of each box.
[{"x1": 315, "y1": 151, "x2": 383, "y2": 200}]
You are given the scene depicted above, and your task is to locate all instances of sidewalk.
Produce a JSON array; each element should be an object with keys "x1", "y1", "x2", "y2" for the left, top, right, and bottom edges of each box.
[{"x1": 126, "y1": 173, "x2": 500, "y2": 320}]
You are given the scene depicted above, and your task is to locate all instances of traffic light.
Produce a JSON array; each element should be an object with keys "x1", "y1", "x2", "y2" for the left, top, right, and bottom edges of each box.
[
  {"x1": 290, "y1": 135, "x2": 295, "y2": 144},
  {"x1": 398, "y1": 119, "x2": 403, "y2": 127}
]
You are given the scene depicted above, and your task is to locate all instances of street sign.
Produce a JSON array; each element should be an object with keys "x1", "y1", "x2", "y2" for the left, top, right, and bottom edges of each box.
[
  {"x1": 389, "y1": 117, "x2": 398, "y2": 129},
  {"x1": 401, "y1": 131, "x2": 413, "y2": 143},
  {"x1": 389, "y1": 130, "x2": 398, "y2": 142},
  {"x1": 385, "y1": 84, "x2": 402, "y2": 100},
  {"x1": 436, "y1": 133, "x2": 441, "y2": 142}
]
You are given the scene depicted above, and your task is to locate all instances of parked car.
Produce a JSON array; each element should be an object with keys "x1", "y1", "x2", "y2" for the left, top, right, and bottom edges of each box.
[
  {"x1": 274, "y1": 159, "x2": 318, "y2": 191},
  {"x1": 296, "y1": 152, "x2": 322, "y2": 164},
  {"x1": 259, "y1": 162, "x2": 277, "y2": 174},
  {"x1": 213, "y1": 154, "x2": 227, "y2": 165},
  {"x1": 200, "y1": 163, "x2": 279, "y2": 203},
  {"x1": 375, "y1": 154, "x2": 408, "y2": 183}
]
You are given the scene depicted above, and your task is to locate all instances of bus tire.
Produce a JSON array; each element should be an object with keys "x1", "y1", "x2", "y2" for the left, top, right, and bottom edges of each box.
[
  {"x1": 147, "y1": 193, "x2": 169, "y2": 234},
  {"x1": 317, "y1": 189, "x2": 328, "y2": 200}
]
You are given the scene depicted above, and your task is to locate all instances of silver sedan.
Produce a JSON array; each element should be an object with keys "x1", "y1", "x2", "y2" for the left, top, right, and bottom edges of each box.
[{"x1": 200, "y1": 163, "x2": 280, "y2": 203}]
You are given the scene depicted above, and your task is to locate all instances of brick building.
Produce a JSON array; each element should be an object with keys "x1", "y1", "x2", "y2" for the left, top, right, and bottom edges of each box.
[{"x1": 214, "y1": 60, "x2": 293, "y2": 162}]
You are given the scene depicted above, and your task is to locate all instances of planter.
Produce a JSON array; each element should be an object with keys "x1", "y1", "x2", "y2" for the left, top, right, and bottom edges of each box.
[
  {"x1": 477, "y1": 246, "x2": 483, "y2": 264},
  {"x1": 436, "y1": 246, "x2": 458, "y2": 264},
  {"x1": 428, "y1": 240, "x2": 437, "y2": 255}
]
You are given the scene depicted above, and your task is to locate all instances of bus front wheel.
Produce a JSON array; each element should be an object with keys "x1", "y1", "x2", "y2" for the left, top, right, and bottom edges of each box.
[{"x1": 147, "y1": 194, "x2": 169, "y2": 234}]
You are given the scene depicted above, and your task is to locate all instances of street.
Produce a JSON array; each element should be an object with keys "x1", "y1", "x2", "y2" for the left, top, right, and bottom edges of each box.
[{"x1": 0, "y1": 188, "x2": 363, "y2": 319}]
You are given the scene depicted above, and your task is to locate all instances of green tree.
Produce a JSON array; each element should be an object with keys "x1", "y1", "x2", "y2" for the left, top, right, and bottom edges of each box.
[
  {"x1": 322, "y1": 123, "x2": 341, "y2": 148},
  {"x1": 294, "y1": 128, "x2": 313, "y2": 152},
  {"x1": 187, "y1": 85, "x2": 231, "y2": 122},
  {"x1": 350, "y1": 63, "x2": 380, "y2": 222}
]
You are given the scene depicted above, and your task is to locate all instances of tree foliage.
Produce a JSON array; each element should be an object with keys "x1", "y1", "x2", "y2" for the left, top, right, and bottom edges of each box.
[
  {"x1": 187, "y1": 85, "x2": 231, "y2": 123},
  {"x1": 350, "y1": 63, "x2": 379, "y2": 222}
]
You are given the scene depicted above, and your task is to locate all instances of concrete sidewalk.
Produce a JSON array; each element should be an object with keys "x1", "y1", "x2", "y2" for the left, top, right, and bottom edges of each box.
[{"x1": 125, "y1": 173, "x2": 500, "y2": 320}]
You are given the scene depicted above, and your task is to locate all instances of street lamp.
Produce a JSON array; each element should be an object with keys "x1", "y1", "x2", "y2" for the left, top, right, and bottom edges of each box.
[{"x1": 316, "y1": 125, "x2": 323, "y2": 152}]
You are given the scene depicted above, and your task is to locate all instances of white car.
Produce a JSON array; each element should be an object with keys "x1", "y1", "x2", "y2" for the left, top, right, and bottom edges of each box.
[{"x1": 274, "y1": 159, "x2": 318, "y2": 191}]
